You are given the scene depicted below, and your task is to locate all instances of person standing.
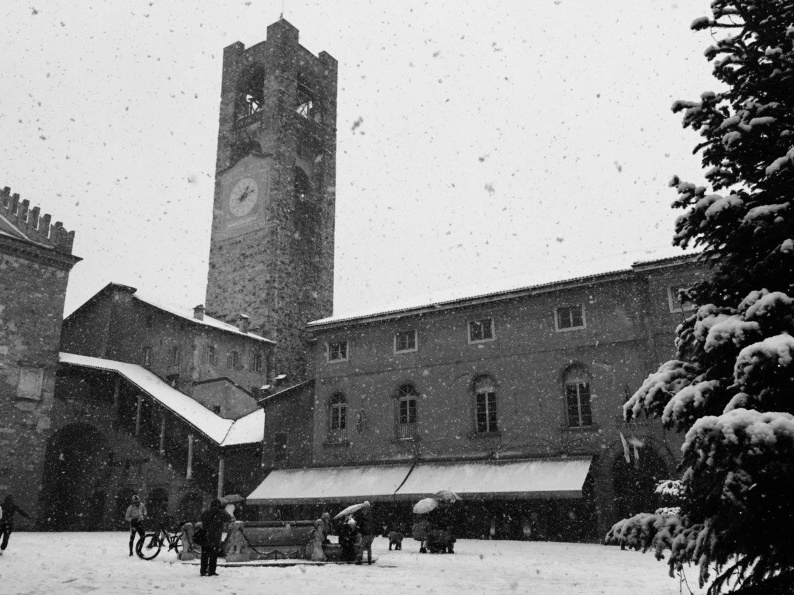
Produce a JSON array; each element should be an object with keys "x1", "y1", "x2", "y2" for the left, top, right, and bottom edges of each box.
[
  {"x1": 355, "y1": 502, "x2": 376, "y2": 565},
  {"x1": 125, "y1": 495, "x2": 147, "y2": 557},
  {"x1": 0, "y1": 495, "x2": 30, "y2": 556},
  {"x1": 199, "y1": 499, "x2": 232, "y2": 577},
  {"x1": 338, "y1": 517, "x2": 360, "y2": 563}
]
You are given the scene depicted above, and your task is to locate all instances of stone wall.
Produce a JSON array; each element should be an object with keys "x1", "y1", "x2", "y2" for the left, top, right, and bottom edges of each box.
[{"x1": 0, "y1": 251, "x2": 74, "y2": 524}]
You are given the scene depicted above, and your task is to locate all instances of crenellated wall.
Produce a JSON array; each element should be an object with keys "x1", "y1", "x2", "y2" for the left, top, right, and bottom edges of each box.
[{"x1": 0, "y1": 186, "x2": 75, "y2": 253}]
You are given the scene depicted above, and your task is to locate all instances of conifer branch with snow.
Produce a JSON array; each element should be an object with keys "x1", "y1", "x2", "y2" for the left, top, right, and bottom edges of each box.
[{"x1": 606, "y1": 2, "x2": 794, "y2": 593}]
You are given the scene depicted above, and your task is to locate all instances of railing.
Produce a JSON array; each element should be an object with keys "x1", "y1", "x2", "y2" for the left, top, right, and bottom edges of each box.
[
  {"x1": 614, "y1": 414, "x2": 656, "y2": 428},
  {"x1": 396, "y1": 423, "x2": 416, "y2": 440}
]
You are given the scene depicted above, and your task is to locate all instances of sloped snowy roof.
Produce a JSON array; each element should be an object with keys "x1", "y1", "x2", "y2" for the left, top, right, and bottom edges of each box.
[
  {"x1": 59, "y1": 352, "x2": 264, "y2": 447},
  {"x1": 129, "y1": 287, "x2": 274, "y2": 344},
  {"x1": 309, "y1": 252, "x2": 701, "y2": 328},
  {"x1": 394, "y1": 457, "x2": 592, "y2": 500},
  {"x1": 247, "y1": 464, "x2": 414, "y2": 504}
]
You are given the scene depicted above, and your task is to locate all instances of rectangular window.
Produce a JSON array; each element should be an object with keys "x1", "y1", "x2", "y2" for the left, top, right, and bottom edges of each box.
[
  {"x1": 253, "y1": 352, "x2": 263, "y2": 373},
  {"x1": 555, "y1": 305, "x2": 586, "y2": 331},
  {"x1": 205, "y1": 345, "x2": 217, "y2": 365},
  {"x1": 143, "y1": 347, "x2": 152, "y2": 367},
  {"x1": 394, "y1": 330, "x2": 417, "y2": 353},
  {"x1": 17, "y1": 366, "x2": 44, "y2": 401},
  {"x1": 566, "y1": 382, "x2": 593, "y2": 427},
  {"x1": 232, "y1": 351, "x2": 240, "y2": 369},
  {"x1": 273, "y1": 432, "x2": 288, "y2": 463},
  {"x1": 170, "y1": 346, "x2": 181, "y2": 365},
  {"x1": 668, "y1": 285, "x2": 696, "y2": 313},
  {"x1": 468, "y1": 318, "x2": 495, "y2": 343},
  {"x1": 327, "y1": 341, "x2": 348, "y2": 362},
  {"x1": 476, "y1": 391, "x2": 498, "y2": 433}
]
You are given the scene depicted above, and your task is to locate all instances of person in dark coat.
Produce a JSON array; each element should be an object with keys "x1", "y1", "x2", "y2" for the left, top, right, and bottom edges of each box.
[
  {"x1": 199, "y1": 499, "x2": 232, "y2": 577},
  {"x1": 338, "y1": 517, "x2": 360, "y2": 562},
  {"x1": 0, "y1": 495, "x2": 30, "y2": 555},
  {"x1": 354, "y1": 502, "x2": 376, "y2": 564}
]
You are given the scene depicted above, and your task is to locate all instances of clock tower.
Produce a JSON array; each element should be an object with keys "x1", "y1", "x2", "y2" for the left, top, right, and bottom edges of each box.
[{"x1": 206, "y1": 19, "x2": 337, "y2": 382}]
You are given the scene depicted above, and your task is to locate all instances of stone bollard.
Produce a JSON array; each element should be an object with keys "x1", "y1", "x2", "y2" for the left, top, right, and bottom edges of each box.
[
  {"x1": 225, "y1": 521, "x2": 250, "y2": 562},
  {"x1": 178, "y1": 522, "x2": 198, "y2": 561}
]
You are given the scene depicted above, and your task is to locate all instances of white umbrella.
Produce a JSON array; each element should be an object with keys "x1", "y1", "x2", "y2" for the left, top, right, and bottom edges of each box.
[
  {"x1": 413, "y1": 497, "x2": 439, "y2": 515},
  {"x1": 433, "y1": 490, "x2": 462, "y2": 503},
  {"x1": 221, "y1": 494, "x2": 244, "y2": 505},
  {"x1": 333, "y1": 501, "x2": 371, "y2": 520}
]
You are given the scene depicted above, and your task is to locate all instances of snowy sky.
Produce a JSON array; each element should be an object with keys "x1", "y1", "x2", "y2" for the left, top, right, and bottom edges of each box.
[{"x1": 0, "y1": 0, "x2": 717, "y2": 318}]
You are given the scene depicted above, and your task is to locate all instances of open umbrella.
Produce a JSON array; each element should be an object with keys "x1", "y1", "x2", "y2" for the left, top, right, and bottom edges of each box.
[
  {"x1": 333, "y1": 501, "x2": 371, "y2": 520},
  {"x1": 221, "y1": 494, "x2": 245, "y2": 505},
  {"x1": 433, "y1": 490, "x2": 462, "y2": 503},
  {"x1": 412, "y1": 497, "x2": 438, "y2": 515}
]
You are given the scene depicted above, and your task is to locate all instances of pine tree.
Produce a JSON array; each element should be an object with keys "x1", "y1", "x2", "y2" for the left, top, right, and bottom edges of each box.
[{"x1": 605, "y1": 2, "x2": 794, "y2": 593}]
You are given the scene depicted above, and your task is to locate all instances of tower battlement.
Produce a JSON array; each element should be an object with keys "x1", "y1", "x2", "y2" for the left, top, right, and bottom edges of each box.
[{"x1": 0, "y1": 186, "x2": 76, "y2": 254}]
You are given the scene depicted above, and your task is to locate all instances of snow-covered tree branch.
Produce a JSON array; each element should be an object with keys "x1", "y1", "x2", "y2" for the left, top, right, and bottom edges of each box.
[{"x1": 607, "y1": 2, "x2": 794, "y2": 593}]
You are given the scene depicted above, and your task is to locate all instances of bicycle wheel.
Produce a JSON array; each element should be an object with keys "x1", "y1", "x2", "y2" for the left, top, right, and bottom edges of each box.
[{"x1": 136, "y1": 532, "x2": 163, "y2": 560}]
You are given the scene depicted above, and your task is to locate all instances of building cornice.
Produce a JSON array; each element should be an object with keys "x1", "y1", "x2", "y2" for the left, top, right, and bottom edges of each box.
[{"x1": 0, "y1": 233, "x2": 82, "y2": 271}]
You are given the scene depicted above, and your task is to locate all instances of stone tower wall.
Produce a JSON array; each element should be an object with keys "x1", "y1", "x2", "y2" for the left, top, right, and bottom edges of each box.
[{"x1": 206, "y1": 19, "x2": 337, "y2": 381}]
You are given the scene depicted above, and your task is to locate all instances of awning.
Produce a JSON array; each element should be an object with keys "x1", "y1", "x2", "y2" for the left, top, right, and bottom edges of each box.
[
  {"x1": 247, "y1": 464, "x2": 414, "y2": 505},
  {"x1": 394, "y1": 457, "x2": 592, "y2": 500}
]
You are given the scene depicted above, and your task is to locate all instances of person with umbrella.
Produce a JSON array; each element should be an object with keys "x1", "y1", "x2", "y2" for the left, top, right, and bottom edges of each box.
[{"x1": 354, "y1": 502, "x2": 376, "y2": 565}]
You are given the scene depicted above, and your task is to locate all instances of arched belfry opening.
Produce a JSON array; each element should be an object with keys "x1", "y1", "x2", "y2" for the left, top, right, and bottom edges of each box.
[
  {"x1": 236, "y1": 66, "x2": 266, "y2": 121},
  {"x1": 295, "y1": 72, "x2": 321, "y2": 122}
]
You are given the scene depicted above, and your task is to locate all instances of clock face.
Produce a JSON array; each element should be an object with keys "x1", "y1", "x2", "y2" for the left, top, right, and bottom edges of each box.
[{"x1": 228, "y1": 177, "x2": 259, "y2": 217}]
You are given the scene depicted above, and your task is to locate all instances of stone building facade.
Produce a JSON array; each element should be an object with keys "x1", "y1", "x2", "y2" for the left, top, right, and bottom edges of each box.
[
  {"x1": 248, "y1": 256, "x2": 706, "y2": 541},
  {"x1": 205, "y1": 18, "x2": 338, "y2": 384},
  {"x1": 49, "y1": 283, "x2": 277, "y2": 530},
  {"x1": 0, "y1": 186, "x2": 80, "y2": 526}
]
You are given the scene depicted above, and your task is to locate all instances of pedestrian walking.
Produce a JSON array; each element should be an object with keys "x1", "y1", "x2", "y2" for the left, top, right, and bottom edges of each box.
[
  {"x1": 125, "y1": 495, "x2": 147, "y2": 557},
  {"x1": 0, "y1": 495, "x2": 30, "y2": 555},
  {"x1": 199, "y1": 499, "x2": 232, "y2": 577}
]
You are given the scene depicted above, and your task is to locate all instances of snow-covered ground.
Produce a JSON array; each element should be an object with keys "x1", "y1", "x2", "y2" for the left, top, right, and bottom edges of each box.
[{"x1": 1, "y1": 533, "x2": 706, "y2": 594}]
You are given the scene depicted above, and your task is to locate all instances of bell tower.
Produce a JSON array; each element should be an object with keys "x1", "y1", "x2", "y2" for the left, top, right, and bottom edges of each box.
[{"x1": 205, "y1": 19, "x2": 337, "y2": 381}]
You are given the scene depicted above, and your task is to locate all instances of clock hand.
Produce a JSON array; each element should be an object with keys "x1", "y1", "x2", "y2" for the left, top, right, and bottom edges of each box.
[{"x1": 238, "y1": 187, "x2": 251, "y2": 202}]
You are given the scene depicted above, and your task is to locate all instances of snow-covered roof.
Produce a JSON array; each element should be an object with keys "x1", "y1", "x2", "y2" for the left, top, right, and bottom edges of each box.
[
  {"x1": 129, "y1": 287, "x2": 274, "y2": 344},
  {"x1": 246, "y1": 457, "x2": 593, "y2": 504},
  {"x1": 308, "y1": 252, "x2": 701, "y2": 328},
  {"x1": 247, "y1": 464, "x2": 414, "y2": 504},
  {"x1": 59, "y1": 352, "x2": 264, "y2": 447},
  {"x1": 394, "y1": 457, "x2": 592, "y2": 500}
]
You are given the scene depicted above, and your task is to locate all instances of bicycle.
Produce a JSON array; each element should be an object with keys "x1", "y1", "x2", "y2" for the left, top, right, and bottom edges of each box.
[{"x1": 136, "y1": 522, "x2": 190, "y2": 560}]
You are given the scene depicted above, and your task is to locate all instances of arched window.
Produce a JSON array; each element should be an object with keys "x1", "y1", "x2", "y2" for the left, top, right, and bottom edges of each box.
[
  {"x1": 474, "y1": 376, "x2": 498, "y2": 433},
  {"x1": 396, "y1": 384, "x2": 418, "y2": 440},
  {"x1": 564, "y1": 365, "x2": 593, "y2": 427},
  {"x1": 328, "y1": 392, "x2": 347, "y2": 441}
]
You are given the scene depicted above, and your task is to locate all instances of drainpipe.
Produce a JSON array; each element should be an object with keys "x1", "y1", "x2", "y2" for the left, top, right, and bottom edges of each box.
[
  {"x1": 186, "y1": 434, "x2": 194, "y2": 480},
  {"x1": 217, "y1": 455, "x2": 225, "y2": 500},
  {"x1": 134, "y1": 396, "x2": 143, "y2": 436}
]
